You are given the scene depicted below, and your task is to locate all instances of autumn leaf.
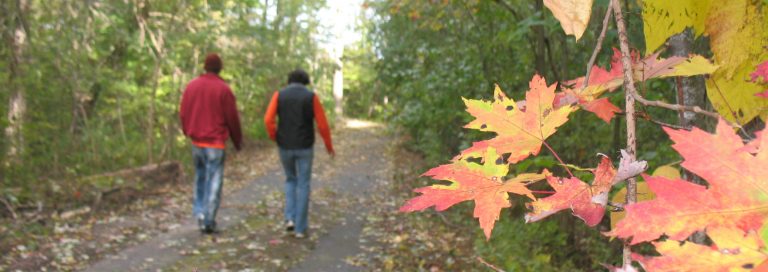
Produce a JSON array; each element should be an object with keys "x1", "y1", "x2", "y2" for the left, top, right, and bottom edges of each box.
[
  {"x1": 460, "y1": 75, "x2": 576, "y2": 163},
  {"x1": 609, "y1": 119, "x2": 768, "y2": 245},
  {"x1": 400, "y1": 148, "x2": 547, "y2": 239},
  {"x1": 641, "y1": 0, "x2": 711, "y2": 54},
  {"x1": 560, "y1": 50, "x2": 716, "y2": 122},
  {"x1": 543, "y1": 0, "x2": 594, "y2": 41},
  {"x1": 752, "y1": 61, "x2": 768, "y2": 83},
  {"x1": 525, "y1": 156, "x2": 615, "y2": 226},
  {"x1": 704, "y1": 0, "x2": 768, "y2": 124},
  {"x1": 633, "y1": 227, "x2": 767, "y2": 271},
  {"x1": 582, "y1": 97, "x2": 622, "y2": 123},
  {"x1": 752, "y1": 61, "x2": 768, "y2": 98},
  {"x1": 566, "y1": 49, "x2": 717, "y2": 97}
]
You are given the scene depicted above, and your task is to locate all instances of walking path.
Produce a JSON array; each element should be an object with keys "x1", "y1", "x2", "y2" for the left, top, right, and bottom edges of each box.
[{"x1": 85, "y1": 119, "x2": 391, "y2": 271}]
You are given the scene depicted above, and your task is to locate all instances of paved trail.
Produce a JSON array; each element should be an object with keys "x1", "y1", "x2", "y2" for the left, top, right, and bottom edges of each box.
[{"x1": 84, "y1": 120, "x2": 390, "y2": 272}]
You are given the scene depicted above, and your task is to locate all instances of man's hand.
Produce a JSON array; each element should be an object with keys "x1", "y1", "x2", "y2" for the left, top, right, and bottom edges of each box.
[{"x1": 328, "y1": 149, "x2": 336, "y2": 159}]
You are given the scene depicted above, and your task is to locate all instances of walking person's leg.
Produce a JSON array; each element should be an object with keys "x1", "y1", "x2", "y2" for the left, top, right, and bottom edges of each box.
[
  {"x1": 202, "y1": 148, "x2": 225, "y2": 232},
  {"x1": 279, "y1": 148, "x2": 298, "y2": 230},
  {"x1": 294, "y1": 147, "x2": 314, "y2": 236},
  {"x1": 192, "y1": 146, "x2": 207, "y2": 229}
]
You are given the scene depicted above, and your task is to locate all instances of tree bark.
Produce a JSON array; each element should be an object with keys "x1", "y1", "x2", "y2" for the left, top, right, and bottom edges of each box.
[
  {"x1": 669, "y1": 30, "x2": 711, "y2": 244},
  {"x1": 3, "y1": 0, "x2": 30, "y2": 163}
]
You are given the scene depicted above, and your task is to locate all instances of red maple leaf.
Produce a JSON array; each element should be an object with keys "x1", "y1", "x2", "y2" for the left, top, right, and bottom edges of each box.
[
  {"x1": 561, "y1": 49, "x2": 716, "y2": 122},
  {"x1": 525, "y1": 156, "x2": 616, "y2": 226},
  {"x1": 400, "y1": 148, "x2": 547, "y2": 239},
  {"x1": 609, "y1": 119, "x2": 768, "y2": 245}
]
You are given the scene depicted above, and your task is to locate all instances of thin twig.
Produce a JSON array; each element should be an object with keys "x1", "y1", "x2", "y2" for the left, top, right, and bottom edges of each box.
[
  {"x1": 631, "y1": 92, "x2": 719, "y2": 119},
  {"x1": 477, "y1": 257, "x2": 506, "y2": 272},
  {"x1": 581, "y1": 0, "x2": 614, "y2": 91},
  {"x1": 0, "y1": 196, "x2": 17, "y2": 219},
  {"x1": 640, "y1": 116, "x2": 689, "y2": 130}
]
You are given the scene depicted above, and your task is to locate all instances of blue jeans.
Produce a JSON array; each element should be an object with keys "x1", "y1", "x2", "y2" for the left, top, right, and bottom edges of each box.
[
  {"x1": 192, "y1": 146, "x2": 225, "y2": 228},
  {"x1": 279, "y1": 147, "x2": 314, "y2": 234}
]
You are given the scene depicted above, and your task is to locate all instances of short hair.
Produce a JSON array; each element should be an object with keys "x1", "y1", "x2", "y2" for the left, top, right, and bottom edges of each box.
[
  {"x1": 287, "y1": 69, "x2": 310, "y2": 85},
  {"x1": 204, "y1": 53, "x2": 223, "y2": 74}
]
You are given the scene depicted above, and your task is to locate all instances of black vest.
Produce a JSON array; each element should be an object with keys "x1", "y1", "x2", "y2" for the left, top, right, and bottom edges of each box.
[{"x1": 277, "y1": 84, "x2": 316, "y2": 149}]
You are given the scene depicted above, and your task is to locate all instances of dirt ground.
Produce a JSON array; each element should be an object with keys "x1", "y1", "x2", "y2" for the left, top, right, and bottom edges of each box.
[{"x1": 3, "y1": 119, "x2": 486, "y2": 271}]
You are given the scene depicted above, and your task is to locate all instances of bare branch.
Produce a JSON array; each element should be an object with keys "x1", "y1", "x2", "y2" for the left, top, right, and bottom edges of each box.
[
  {"x1": 477, "y1": 257, "x2": 506, "y2": 272},
  {"x1": 581, "y1": 0, "x2": 614, "y2": 91},
  {"x1": 0, "y1": 196, "x2": 18, "y2": 219},
  {"x1": 610, "y1": 0, "x2": 638, "y2": 267},
  {"x1": 632, "y1": 92, "x2": 720, "y2": 119}
]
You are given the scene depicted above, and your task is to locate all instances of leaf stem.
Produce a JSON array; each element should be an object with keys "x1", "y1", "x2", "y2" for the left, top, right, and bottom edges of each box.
[{"x1": 542, "y1": 141, "x2": 575, "y2": 178}]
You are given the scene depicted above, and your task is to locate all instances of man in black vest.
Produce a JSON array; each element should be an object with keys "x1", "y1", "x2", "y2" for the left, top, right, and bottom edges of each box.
[{"x1": 264, "y1": 69, "x2": 335, "y2": 238}]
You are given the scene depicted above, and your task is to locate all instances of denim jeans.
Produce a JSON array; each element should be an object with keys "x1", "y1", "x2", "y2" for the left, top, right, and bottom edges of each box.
[
  {"x1": 192, "y1": 146, "x2": 225, "y2": 229},
  {"x1": 278, "y1": 147, "x2": 314, "y2": 234}
]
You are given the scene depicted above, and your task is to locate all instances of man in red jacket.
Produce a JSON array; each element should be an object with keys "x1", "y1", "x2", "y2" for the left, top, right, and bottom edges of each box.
[
  {"x1": 264, "y1": 69, "x2": 334, "y2": 238},
  {"x1": 180, "y1": 53, "x2": 242, "y2": 234}
]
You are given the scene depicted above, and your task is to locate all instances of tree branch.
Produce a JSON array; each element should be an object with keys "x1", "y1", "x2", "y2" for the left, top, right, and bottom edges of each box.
[
  {"x1": 581, "y1": 0, "x2": 613, "y2": 91},
  {"x1": 631, "y1": 92, "x2": 720, "y2": 119},
  {"x1": 477, "y1": 257, "x2": 506, "y2": 272},
  {"x1": 0, "y1": 196, "x2": 17, "y2": 219},
  {"x1": 492, "y1": 0, "x2": 521, "y2": 20},
  {"x1": 611, "y1": 0, "x2": 638, "y2": 267}
]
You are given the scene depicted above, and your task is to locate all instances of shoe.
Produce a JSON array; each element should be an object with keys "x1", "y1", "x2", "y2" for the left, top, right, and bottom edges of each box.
[
  {"x1": 294, "y1": 232, "x2": 306, "y2": 239},
  {"x1": 284, "y1": 220, "x2": 295, "y2": 232},
  {"x1": 202, "y1": 224, "x2": 218, "y2": 234},
  {"x1": 197, "y1": 214, "x2": 205, "y2": 232}
]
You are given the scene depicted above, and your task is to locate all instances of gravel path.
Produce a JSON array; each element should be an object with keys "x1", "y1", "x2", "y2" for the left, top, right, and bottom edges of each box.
[{"x1": 83, "y1": 119, "x2": 390, "y2": 272}]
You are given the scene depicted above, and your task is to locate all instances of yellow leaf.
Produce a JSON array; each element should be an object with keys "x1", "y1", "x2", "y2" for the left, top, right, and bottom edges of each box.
[
  {"x1": 543, "y1": 0, "x2": 593, "y2": 41},
  {"x1": 705, "y1": 0, "x2": 768, "y2": 78},
  {"x1": 641, "y1": 0, "x2": 712, "y2": 54},
  {"x1": 664, "y1": 55, "x2": 719, "y2": 77},
  {"x1": 651, "y1": 164, "x2": 680, "y2": 180},
  {"x1": 707, "y1": 62, "x2": 768, "y2": 125}
]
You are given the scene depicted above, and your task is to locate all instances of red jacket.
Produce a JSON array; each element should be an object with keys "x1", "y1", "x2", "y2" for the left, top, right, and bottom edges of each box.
[{"x1": 180, "y1": 73, "x2": 242, "y2": 150}]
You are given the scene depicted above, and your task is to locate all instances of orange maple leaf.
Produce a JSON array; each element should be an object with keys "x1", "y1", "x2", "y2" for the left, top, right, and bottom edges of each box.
[
  {"x1": 461, "y1": 75, "x2": 576, "y2": 163},
  {"x1": 400, "y1": 148, "x2": 547, "y2": 239},
  {"x1": 525, "y1": 156, "x2": 616, "y2": 226},
  {"x1": 609, "y1": 119, "x2": 768, "y2": 245}
]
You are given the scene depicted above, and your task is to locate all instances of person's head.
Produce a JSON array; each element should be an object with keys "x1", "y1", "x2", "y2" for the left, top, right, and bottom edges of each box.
[
  {"x1": 287, "y1": 69, "x2": 310, "y2": 85},
  {"x1": 204, "y1": 53, "x2": 223, "y2": 74}
]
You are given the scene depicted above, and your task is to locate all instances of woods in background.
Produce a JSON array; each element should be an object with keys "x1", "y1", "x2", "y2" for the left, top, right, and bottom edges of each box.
[{"x1": 0, "y1": 0, "x2": 338, "y2": 210}]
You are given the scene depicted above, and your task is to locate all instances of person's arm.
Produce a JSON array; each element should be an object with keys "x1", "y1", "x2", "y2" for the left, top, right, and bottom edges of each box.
[
  {"x1": 313, "y1": 94, "x2": 334, "y2": 155},
  {"x1": 223, "y1": 88, "x2": 243, "y2": 150},
  {"x1": 179, "y1": 87, "x2": 190, "y2": 136},
  {"x1": 264, "y1": 91, "x2": 279, "y2": 141}
]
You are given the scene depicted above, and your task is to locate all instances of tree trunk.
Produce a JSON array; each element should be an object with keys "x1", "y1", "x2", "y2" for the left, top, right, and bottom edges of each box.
[
  {"x1": 669, "y1": 31, "x2": 711, "y2": 244},
  {"x1": 3, "y1": 0, "x2": 30, "y2": 163}
]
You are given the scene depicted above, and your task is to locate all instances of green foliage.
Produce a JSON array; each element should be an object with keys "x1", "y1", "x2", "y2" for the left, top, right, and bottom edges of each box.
[
  {"x1": 0, "y1": 0, "x2": 337, "y2": 207},
  {"x1": 475, "y1": 213, "x2": 621, "y2": 271}
]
